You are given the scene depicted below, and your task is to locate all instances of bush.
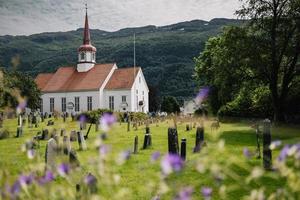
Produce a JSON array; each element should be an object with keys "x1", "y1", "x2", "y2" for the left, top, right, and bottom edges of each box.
[
  {"x1": 79, "y1": 109, "x2": 112, "y2": 124},
  {"x1": 0, "y1": 129, "x2": 10, "y2": 139}
]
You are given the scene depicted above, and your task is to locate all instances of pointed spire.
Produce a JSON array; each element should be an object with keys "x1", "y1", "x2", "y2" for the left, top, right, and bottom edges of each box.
[{"x1": 83, "y1": 3, "x2": 91, "y2": 45}]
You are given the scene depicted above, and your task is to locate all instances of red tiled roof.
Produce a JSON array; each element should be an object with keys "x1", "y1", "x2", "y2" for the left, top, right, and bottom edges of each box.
[
  {"x1": 35, "y1": 73, "x2": 53, "y2": 90},
  {"x1": 35, "y1": 63, "x2": 115, "y2": 92},
  {"x1": 105, "y1": 67, "x2": 140, "y2": 90}
]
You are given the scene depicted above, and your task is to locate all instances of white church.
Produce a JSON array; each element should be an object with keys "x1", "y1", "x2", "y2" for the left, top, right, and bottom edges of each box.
[{"x1": 35, "y1": 10, "x2": 149, "y2": 114}]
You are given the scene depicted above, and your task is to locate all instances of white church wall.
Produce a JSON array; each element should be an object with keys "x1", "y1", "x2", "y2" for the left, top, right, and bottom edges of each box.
[
  {"x1": 41, "y1": 91, "x2": 100, "y2": 114},
  {"x1": 99, "y1": 64, "x2": 118, "y2": 108},
  {"x1": 131, "y1": 70, "x2": 149, "y2": 113},
  {"x1": 103, "y1": 90, "x2": 132, "y2": 112}
]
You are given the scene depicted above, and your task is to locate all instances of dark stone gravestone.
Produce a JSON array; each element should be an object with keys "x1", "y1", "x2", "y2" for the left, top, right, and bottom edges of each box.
[
  {"x1": 127, "y1": 121, "x2": 130, "y2": 132},
  {"x1": 63, "y1": 114, "x2": 66, "y2": 123},
  {"x1": 77, "y1": 131, "x2": 87, "y2": 150},
  {"x1": 255, "y1": 124, "x2": 261, "y2": 159},
  {"x1": 41, "y1": 114, "x2": 44, "y2": 123},
  {"x1": 16, "y1": 127, "x2": 23, "y2": 138},
  {"x1": 69, "y1": 149, "x2": 80, "y2": 167},
  {"x1": 32, "y1": 115, "x2": 37, "y2": 125},
  {"x1": 47, "y1": 120, "x2": 54, "y2": 126},
  {"x1": 181, "y1": 138, "x2": 187, "y2": 160},
  {"x1": 186, "y1": 124, "x2": 190, "y2": 131},
  {"x1": 168, "y1": 128, "x2": 179, "y2": 154},
  {"x1": 133, "y1": 136, "x2": 138, "y2": 154},
  {"x1": 263, "y1": 119, "x2": 272, "y2": 170},
  {"x1": 194, "y1": 127, "x2": 204, "y2": 153},
  {"x1": 41, "y1": 129, "x2": 49, "y2": 140},
  {"x1": 143, "y1": 134, "x2": 150, "y2": 149}
]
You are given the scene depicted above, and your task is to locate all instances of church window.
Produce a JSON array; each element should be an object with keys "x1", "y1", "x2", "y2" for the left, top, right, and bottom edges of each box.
[
  {"x1": 109, "y1": 96, "x2": 114, "y2": 110},
  {"x1": 139, "y1": 77, "x2": 141, "y2": 83},
  {"x1": 87, "y1": 96, "x2": 92, "y2": 111},
  {"x1": 75, "y1": 97, "x2": 80, "y2": 112},
  {"x1": 122, "y1": 96, "x2": 127, "y2": 103},
  {"x1": 80, "y1": 52, "x2": 85, "y2": 60},
  {"x1": 50, "y1": 98, "x2": 54, "y2": 113},
  {"x1": 61, "y1": 97, "x2": 66, "y2": 112}
]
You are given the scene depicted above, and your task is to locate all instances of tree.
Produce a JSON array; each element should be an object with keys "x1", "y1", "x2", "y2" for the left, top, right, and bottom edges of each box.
[
  {"x1": 0, "y1": 69, "x2": 41, "y2": 110},
  {"x1": 160, "y1": 96, "x2": 180, "y2": 114},
  {"x1": 195, "y1": 0, "x2": 300, "y2": 122},
  {"x1": 149, "y1": 85, "x2": 160, "y2": 112},
  {"x1": 236, "y1": 0, "x2": 300, "y2": 121}
]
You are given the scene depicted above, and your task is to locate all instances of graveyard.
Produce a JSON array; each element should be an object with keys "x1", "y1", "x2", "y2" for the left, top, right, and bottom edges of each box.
[{"x1": 0, "y1": 114, "x2": 299, "y2": 199}]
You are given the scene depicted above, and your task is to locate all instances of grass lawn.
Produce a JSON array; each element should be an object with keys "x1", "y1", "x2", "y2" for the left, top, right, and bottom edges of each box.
[{"x1": 0, "y1": 117, "x2": 299, "y2": 199}]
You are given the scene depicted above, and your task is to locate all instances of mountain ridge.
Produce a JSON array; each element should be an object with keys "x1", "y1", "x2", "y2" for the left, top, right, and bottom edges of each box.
[{"x1": 0, "y1": 18, "x2": 243, "y2": 101}]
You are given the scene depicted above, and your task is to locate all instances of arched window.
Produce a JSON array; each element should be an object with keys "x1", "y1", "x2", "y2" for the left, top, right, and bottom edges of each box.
[{"x1": 80, "y1": 52, "x2": 85, "y2": 60}]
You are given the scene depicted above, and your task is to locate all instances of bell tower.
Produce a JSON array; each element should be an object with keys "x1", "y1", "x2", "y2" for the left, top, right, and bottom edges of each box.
[{"x1": 77, "y1": 4, "x2": 97, "y2": 72}]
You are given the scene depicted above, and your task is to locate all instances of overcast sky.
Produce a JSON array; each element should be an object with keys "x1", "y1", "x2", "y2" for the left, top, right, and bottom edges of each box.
[{"x1": 0, "y1": 0, "x2": 241, "y2": 36}]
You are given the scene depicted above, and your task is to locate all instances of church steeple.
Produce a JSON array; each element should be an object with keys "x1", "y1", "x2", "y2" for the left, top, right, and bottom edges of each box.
[
  {"x1": 77, "y1": 4, "x2": 97, "y2": 72},
  {"x1": 83, "y1": 5, "x2": 91, "y2": 45}
]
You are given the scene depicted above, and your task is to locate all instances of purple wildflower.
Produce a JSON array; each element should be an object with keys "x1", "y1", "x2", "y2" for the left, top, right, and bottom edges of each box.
[
  {"x1": 277, "y1": 145, "x2": 290, "y2": 162},
  {"x1": 161, "y1": 154, "x2": 184, "y2": 175},
  {"x1": 57, "y1": 163, "x2": 70, "y2": 177},
  {"x1": 79, "y1": 114, "x2": 87, "y2": 123},
  {"x1": 99, "y1": 144, "x2": 111, "y2": 155},
  {"x1": 8, "y1": 181, "x2": 21, "y2": 197},
  {"x1": 16, "y1": 100, "x2": 27, "y2": 114},
  {"x1": 117, "y1": 150, "x2": 131, "y2": 164},
  {"x1": 84, "y1": 173, "x2": 97, "y2": 186},
  {"x1": 174, "y1": 187, "x2": 194, "y2": 200},
  {"x1": 201, "y1": 187, "x2": 212, "y2": 199},
  {"x1": 19, "y1": 174, "x2": 34, "y2": 187},
  {"x1": 243, "y1": 148, "x2": 252, "y2": 159},
  {"x1": 27, "y1": 149, "x2": 35, "y2": 159},
  {"x1": 151, "y1": 152, "x2": 161, "y2": 162},
  {"x1": 38, "y1": 171, "x2": 54, "y2": 185},
  {"x1": 100, "y1": 113, "x2": 116, "y2": 131},
  {"x1": 195, "y1": 87, "x2": 210, "y2": 105}
]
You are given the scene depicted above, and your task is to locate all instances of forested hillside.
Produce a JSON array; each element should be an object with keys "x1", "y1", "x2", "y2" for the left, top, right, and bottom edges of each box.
[{"x1": 0, "y1": 18, "x2": 242, "y2": 101}]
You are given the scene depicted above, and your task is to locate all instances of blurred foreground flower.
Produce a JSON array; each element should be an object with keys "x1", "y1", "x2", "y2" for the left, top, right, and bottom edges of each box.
[
  {"x1": 38, "y1": 171, "x2": 55, "y2": 185},
  {"x1": 278, "y1": 145, "x2": 290, "y2": 162},
  {"x1": 243, "y1": 148, "x2": 253, "y2": 159},
  {"x1": 151, "y1": 151, "x2": 161, "y2": 163},
  {"x1": 195, "y1": 87, "x2": 210, "y2": 105},
  {"x1": 100, "y1": 113, "x2": 116, "y2": 132},
  {"x1": 117, "y1": 150, "x2": 131, "y2": 165},
  {"x1": 201, "y1": 187, "x2": 212, "y2": 200},
  {"x1": 161, "y1": 154, "x2": 184, "y2": 175},
  {"x1": 84, "y1": 173, "x2": 97, "y2": 186},
  {"x1": 16, "y1": 99, "x2": 27, "y2": 114},
  {"x1": 270, "y1": 140, "x2": 282, "y2": 150},
  {"x1": 175, "y1": 187, "x2": 193, "y2": 200},
  {"x1": 57, "y1": 163, "x2": 70, "y2": 177},
  {"x1": 27, "y1": 149, "x2": 35, "y2": 159}
]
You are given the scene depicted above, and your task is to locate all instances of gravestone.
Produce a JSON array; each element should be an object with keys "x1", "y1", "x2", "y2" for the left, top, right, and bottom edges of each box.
[
  {"x1": 69, "y1": 149, "x2": 80, "y2": 167},
  {"x1": 45, "y1": 137, "x2": 58, "y2": 171},
  {"x1": 127, "y1": 121, "x2": 130, "y2": 132},
  {"x1": 77, "y1": 131, "x2": 87, "y2": 150},
  {"x1": 16, "y1": 127, "x2": 23, "y2": 138},
  {"x1": 63, "y1": 136, "x2": 71, "y2": 155},
  {"x1": 41, "y1": 129, "x2": 49, "y2": 140},
  {"x1": 143, "y1": 134, "x2": 151, "y2": 149},
  {"x1": 63, "y1": 114, "x2": 66, "y2": 123},
  {"x1": 32, "y1": 115, "x2": 37, "y2": 125},
  {"x1": 70, "y1": 131, "x2": 77, "y2": 141},
  {"x1": 61, "y1": 129, "x2": 66, "y2": 137},
  {"x1": 47, "y1": 120, "x2": 54, "y2": 126},
  {"x1": 95, "y1": 121, "x2": 99, "y2": 132},
  {"x1": 133, "y1": 136, "x2": 138, "y2": 154},
  {"x1": 194, "y1": 127, "x2": 204, "y2": 153},
  {"x1": 168, "y1": 128, "x2": 179, "y2": 154},
  {"x1": 262, "y1": 119, "x2": 272, "y2": 170},
  {"x1": 41, "y1": 114, "x2": 44, "y2": 123},
  {"x1": 180, "y1": 138, "x2": 187, "y2": 160},
  {"x1": 255, "y1": 124, "x2": 261, "y2": 159}
]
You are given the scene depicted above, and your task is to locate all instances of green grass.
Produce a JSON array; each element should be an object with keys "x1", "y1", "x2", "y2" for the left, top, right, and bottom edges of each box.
[{"x1": 0, "y1": 117, "x2": 299, "y2": 199}]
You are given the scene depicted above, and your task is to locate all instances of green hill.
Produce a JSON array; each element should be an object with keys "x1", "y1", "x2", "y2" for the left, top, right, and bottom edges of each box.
[{"x1": 0, "y1": 18, "x2": 242, "y2": 101}]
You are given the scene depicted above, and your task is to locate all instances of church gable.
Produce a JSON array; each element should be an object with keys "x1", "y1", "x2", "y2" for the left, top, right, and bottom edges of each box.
[{"x1": 105, "y1": 67, "x2": 141, "y2": 90}]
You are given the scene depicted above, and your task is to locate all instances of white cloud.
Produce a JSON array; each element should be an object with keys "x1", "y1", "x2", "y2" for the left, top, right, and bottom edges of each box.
[{"x1": 0, "y1": 0, "x2": 241, "y2": 35}]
